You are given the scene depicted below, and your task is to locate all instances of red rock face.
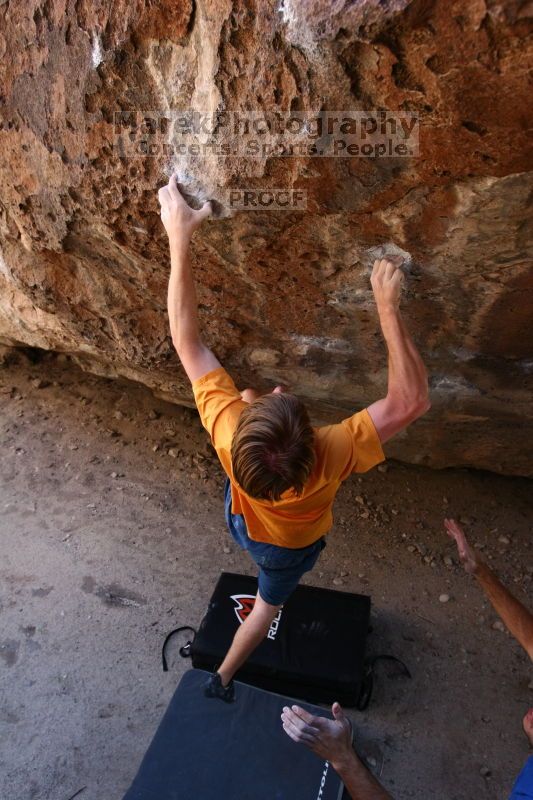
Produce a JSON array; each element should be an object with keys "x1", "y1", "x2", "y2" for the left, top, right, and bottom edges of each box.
[{"x1": 0, "y1": 0, "x2": 531, "y2": 475}]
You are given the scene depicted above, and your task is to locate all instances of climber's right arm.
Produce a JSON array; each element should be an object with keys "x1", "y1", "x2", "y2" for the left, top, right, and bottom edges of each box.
[
  {"x1": 366, "y1": 259, "x2": 430, "y2": 444},
  {"x1": 159, "y1": 175, "x2": 221, "y2": 383}
]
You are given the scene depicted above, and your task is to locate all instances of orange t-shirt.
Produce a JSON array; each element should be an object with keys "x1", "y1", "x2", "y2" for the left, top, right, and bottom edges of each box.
[{"x1": 192, "y1": 367, "x2": 385, "y2": 548}]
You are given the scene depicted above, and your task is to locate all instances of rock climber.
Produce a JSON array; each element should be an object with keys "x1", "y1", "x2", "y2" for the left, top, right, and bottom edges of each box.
[{"x1": 158, "y1": 174, "x2": 430, "y2": 702}]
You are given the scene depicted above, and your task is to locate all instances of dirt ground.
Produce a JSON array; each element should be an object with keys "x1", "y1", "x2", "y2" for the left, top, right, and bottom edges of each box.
[{"x1": 0, "y1": 349, "x2": 531, "y2": 800}]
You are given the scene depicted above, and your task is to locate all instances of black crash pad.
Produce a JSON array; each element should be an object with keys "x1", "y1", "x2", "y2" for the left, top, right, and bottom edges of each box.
[
  {"x1": 123, "y1": 669, "x2": 344, "y2": 800},
  {"x1": 187, "y1": 572, "x2": 371, "y2": 706}
]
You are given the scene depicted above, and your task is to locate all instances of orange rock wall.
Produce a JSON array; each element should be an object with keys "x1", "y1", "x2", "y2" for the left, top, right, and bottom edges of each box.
[{"x1": 0, "y1": 0, "x2": 531, "y2": 474}]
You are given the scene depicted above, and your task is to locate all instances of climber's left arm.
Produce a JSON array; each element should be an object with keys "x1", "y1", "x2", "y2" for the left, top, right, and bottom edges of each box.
[{"x1": 159, "y1": 175, "x2": 221, "y2": 383}]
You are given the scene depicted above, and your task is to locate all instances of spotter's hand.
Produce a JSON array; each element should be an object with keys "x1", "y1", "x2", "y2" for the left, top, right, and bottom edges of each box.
[
  {"x1": 281, "y1": 702, "x2": 353, "y2": 768},
  {"x1": 444, "y1": 518, "x2": 479, "y2": 574}
]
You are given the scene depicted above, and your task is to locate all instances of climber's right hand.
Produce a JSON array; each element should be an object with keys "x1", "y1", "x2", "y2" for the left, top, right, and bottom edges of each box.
[{"x1": 158, "y1": 174, "x2": 212, "y2": 242}]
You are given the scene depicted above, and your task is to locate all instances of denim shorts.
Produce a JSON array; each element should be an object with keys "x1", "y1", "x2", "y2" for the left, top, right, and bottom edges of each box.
[{"x1": 224, "y1": 478, "x2": 325, "y2": 606}]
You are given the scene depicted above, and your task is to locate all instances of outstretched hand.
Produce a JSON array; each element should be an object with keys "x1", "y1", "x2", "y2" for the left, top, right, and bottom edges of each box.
[
  {"x1": 444, "y1": 518, "x2": 479, "y2": 574},
  {"x1": 371, "y1": 258, "x2": 404, "y2": 312},
  {"x1": 158, "y1": 174, "x2": 211, "y2": 243},
  {"x1": 281, "y1": 702, "x2": 353, "y2": 768}
]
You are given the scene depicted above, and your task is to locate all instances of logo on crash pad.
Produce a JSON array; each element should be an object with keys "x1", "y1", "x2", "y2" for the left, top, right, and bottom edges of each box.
[
  {"x1": 230, "y1": 594, "x2": 282, "y2": 640},
  {"x1": 230, "y1": 594, "x2": 256, "y2": 625}
]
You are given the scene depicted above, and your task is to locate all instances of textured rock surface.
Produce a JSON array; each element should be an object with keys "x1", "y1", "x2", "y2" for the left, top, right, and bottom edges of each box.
[{"x1": 0, "y1": 0, "x2": 532, "y2": 475}]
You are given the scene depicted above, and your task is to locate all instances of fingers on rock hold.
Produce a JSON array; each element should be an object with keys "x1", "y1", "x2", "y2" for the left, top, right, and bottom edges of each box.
[
  {"x1": 197, "y1": 200, "x2": 213, "y2": 220},
  {"x1": 168, "y1": 174, "x2": 180, "y2": 198}
]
